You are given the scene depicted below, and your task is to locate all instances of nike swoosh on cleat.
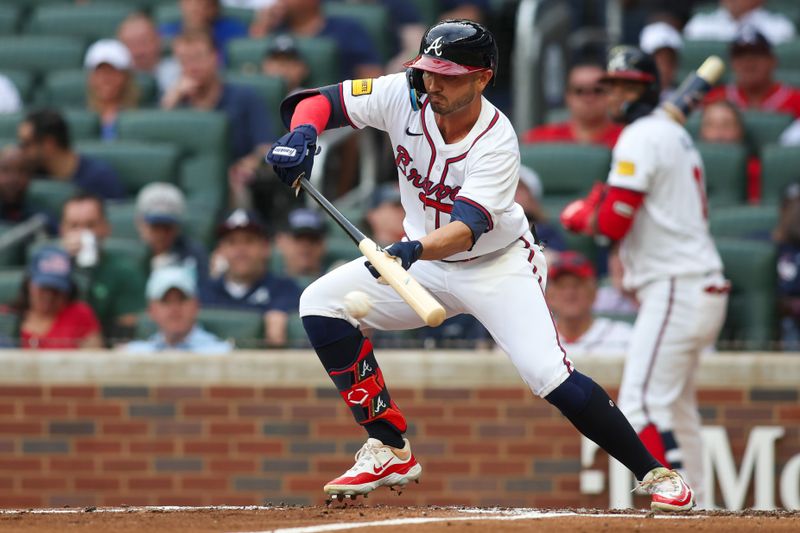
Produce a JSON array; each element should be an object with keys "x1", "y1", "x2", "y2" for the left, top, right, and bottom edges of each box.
[
  {"x1": 373, "y1": 458, "x2": 394, "y2": 474},
  {"x1": 405, "y1": 127, "x2": 423, "y2": 136}
]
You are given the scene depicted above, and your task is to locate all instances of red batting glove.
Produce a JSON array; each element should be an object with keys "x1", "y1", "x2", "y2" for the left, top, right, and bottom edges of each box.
[{"x1": 560, "y1": 182, "x2": 608, "y2": 234}]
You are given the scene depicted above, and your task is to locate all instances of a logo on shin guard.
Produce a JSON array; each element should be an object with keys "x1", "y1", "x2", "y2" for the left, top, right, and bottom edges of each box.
[
  {"x1": 346, "y1": 388, "x2": 370, "y2": 405},
  {"x1": 374, "y1": 396, "x2": 388, "y2": 413},
  {"x1": 360, "y1": 361, "x2": 372, "y2": 378}
]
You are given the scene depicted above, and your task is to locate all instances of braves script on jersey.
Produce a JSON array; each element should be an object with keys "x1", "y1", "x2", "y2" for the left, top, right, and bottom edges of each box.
[
  {"x1": 340, "y1": 73, "x2": 530, "y2": 261},
  {"x1": 607, "y1": 109, "x2": 722, "y2": 290}
]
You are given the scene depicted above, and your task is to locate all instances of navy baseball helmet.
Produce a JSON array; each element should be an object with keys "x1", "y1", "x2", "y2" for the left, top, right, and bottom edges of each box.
[
  {"x1": 404, "y1": 20, "x2": 498, "y2": 109},
  {"x1": 601, "y1": 45, "x2": 661, "y2": 123}
]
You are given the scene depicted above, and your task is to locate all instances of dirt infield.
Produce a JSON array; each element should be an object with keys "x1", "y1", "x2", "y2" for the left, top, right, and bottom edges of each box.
[{"x1": 1, "y1": 505, "x2": 798, "y2": 533}]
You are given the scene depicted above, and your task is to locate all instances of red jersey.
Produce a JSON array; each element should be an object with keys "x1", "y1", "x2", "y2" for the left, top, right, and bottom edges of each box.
[
  {"x1": 522, "y1": 121, "x2": 623, "y2": 149},
  {"x1": 705, "y1": 83, "x2": 800, "y2": 117},
  {"x1": 21, "y1": 301, "x2": 101, "y2": 350}
]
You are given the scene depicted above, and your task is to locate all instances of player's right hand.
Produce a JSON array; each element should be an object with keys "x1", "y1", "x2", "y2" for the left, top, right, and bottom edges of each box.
[{"x1": 265, "y1": 124, "x2": 318, "y2": 189}]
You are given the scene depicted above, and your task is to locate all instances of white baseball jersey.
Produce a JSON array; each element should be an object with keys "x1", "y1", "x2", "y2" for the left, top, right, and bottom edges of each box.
[
  {"x1": 340, "y1": 73, "x2": 530, "y2": 261},
  {"x1": 607, "y1": 109, "x2": 723, "y2": 290},
  {"x1": 560, "y1": 317, "x2": 633, "y2": 357}
]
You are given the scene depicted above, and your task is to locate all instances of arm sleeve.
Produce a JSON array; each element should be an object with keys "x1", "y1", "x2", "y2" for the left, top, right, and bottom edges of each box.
[
  {"x1": 606, "y1": 126, "x2": 656, "y2": 193},
  {"x1": 450, "y1": 199, "x2": 490, "y2": 247},
  {"x1": 454, "y1": 149, "x2": 519, "y2": 232}
]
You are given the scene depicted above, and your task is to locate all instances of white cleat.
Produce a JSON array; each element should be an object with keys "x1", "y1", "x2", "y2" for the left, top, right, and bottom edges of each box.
[
  {"x1": 637, "y1": 467, "x2": 695, "y2": 512},
  {"x1": 324, "y1": 438, "x2": 422, "y2": 499}
]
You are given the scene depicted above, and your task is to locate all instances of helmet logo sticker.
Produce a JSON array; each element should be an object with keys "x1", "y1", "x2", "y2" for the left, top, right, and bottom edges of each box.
[{"x1": 424, "y1": 36, "x2": 444, "y2": 57}]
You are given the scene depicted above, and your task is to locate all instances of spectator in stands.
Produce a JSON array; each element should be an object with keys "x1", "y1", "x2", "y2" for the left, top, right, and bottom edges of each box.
[
  {"x1": 162, "y1": 30, "x2": 273, "y2": 207},
  {"x1": 365, "y1": 184, "x2": 405, "y2": 247},
  {"x1": 705, "y1": 28, "x2": 800, "y2": 117},
  {"x1": 0, "y1": 146, "x2": 54, "y2": 232},
  {"x1": 639, "y1": 22, "x2": 682, "y2": 98},
  {"x1": 592, "y1": 245, "x2": 639, "y2": 318},
  {"x1": 699, "y1": 100, "x2": 762, "y2": 203},
  {"x1": 775, "y1": 182, "x2": 800, "y2": 350},
  {"x1": 135, "y1": 182, "x2": 209, "y2": 286},
  {"x1": 201, "y1": 209, "x2": 301, "y2": 346},
  {"x1": 683, "y1": 0, "x2": 795, "y2": 45},
  {"x1": 515, "y1": 165, "x2": 566, "y2": 252},
  {"x1": 84, "y1": 39, "x2": 140, "y2": 141},
  {"x1": 13, "y1": 246, "x2": 103, "y2": 350},
  {"x1": 124, "y1": 266, "x2": 232, "y2": 354},
  {"x1": 522, "y1": 62, "x2": 623, "y2": 148},
  {"x1": 118, "y1": 13, "x2": 181, "y2": 94},
  {"x1": 160, "y1": 0, "x2": 248, "y2": 55},
  {"x1": 17, "y1": 110, "x2": 126, "y2": 200},
  {"x1": 546, "y1": 251, "x2": 633, "y2": 356},
  {"x1": 276, "y1": 207, "x2": 327, "y2": 287},
  {"x1": 261, "y1": 35, "x2": 309, "y2": 94},
  {"x1": 439, "y1": 0, "x2": 490, "y2": 24},
  {"x1": 0, "y1": 74, "x2": 21, "y2": 114},
  {"x1": 249, "y1": 0, "x2": 382, "y2": 80},
  {"x1": 380, "y1": 0, "x2": 426, "y2": 74},
  {"x1": 60, "y1": 194, "x2": 145, "y2": 344}
]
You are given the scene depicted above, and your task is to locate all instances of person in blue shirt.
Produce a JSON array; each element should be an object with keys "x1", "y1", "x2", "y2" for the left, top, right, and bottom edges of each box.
[
  {"x1": 776, "y1": 182, "x2": 800, "y2": 350},
  {"x1": 201, "y1": 209, "x2": 301, "y2": 347},
  {"x1": 17, "y1": 110, "x2": 126, "y2": 200},
  {"x1": 125, "y1": 265, "x2": 232, "y2": 354},
  {"x1": 0, "y1": 146, "x2": 57, "y2": 237},
  {"x1": 159, "y1": 0, "x2": 247, "y2": 61}
]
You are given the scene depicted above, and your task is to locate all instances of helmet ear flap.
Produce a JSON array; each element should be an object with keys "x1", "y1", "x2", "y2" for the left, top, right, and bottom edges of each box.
[{"x1": 406, "y1": 67, "x2": 426, "y2": 111}]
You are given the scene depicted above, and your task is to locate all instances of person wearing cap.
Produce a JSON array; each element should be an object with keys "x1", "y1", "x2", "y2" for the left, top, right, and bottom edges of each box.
[
  {"x1": 17, "y1": 109, "x2": 125, "y2": 200},
  {"x1": 545, "y1": 251, "x2": 632, "y2": 357},
  {"x1": 118, "y1": 12, "x2": 181, "y2": 95},
  {"x1": 135, "y1": 182, "x2": 209, "y2": 286},
  {"x1": 124, "y1": 266, "x2": 232, "y2": 354},
  {"x1": 774, "y1": 182, "x2": 800, "y2": 349},
  {"x1": 514, "y1": 165, "x2": 566, "y2": 253},
  {"x1": 11, "y1": 246, "x2": 102, "y2": 349},
  {"x1": 261, "y1": 35, "x2": 309, "y2": 94},
  {"x1": 704, "y1": 27, "x2": 800, "y2": 118},
  {"x1": 84, "y1": 39, "x2": 141, "y2": 141},
  {"x1": 59, "y1": 193, "x2": 145, "y2": 344},
  {"x1": 275, "y1": 208, "x2": 327, "y2": 287},
  {"x1": 523, "y1": 61, "x2": 623, "y2": 149},
  {"x1": 639, "y1": 22, "x2": 682, "y2": 98},
  {"x1": 684, "y1": 0, "x2": 795, "y2": 45},
  {"x1": 160, "y1": 0, "x2": 247, "y2": 56},
  {"x1": 364, "y1": 184, "x2": 405, "y2": 247},
  {"x1": 200, "y1": 209, "x2": 301, "y2": 347}
]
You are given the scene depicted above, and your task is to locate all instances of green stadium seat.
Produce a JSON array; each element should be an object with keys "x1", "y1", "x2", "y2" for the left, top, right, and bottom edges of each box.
[
  {"x1": 104, "y1": 237, "x2": 148, "y2": 269},
  {"x1": 767, "y1": 0, "x2": 800, "y2": 26},
  {"x1": 741, "y1": 110, "x2": 794, "y2": 152},
  {"x1": 287, "y1": 313, "x2": 310, "y2": 348},
  {"x1": 520, "y1": 143, "x2": 611, "y2": 206},
  {"x1": 325, "y1": 238, "x2": 362, "y2": 266},
  {"x1": 0, "y1": 223, "x2": 28, "y2": 268},
  {"x1": 761, "y1": 145, "x2": 800, "y2": 205},
  {"x1": 106, "y1": 200, "x2": 216, "y2": 247},
  {"x1": 38, "y1": 69, "x2": 158, "y2": 108},
  {"x1": 678, "y1": 40, "x2": 730, "y2": 82},
  {"x1": 228, "y1": 36, "x2": 340, "y2": 88},
  {"x1": 0, "y1": 139, "x2": 15, "y2": 149},
  {"x1": 324, "y1": 2, "x2": 390, "y2": 62},
  {"x1": 776, "y1": 39, "x2": 800, "y2": 70},
  {"x1": 776, "y1": 69, "x2": 800, "y2": 87},
  {"x1": 0, "y1": 36, "x2": 85, "y2": 74},
  {"x1": 709, "y1": 205, "x2": 778, "y2": 241},
  {"x1": 0, "y1": 113, "x2": 22, "y2": 139},
  {"x1": 154, "y1": 4, "x2": 255, "y2": 27},
  {"x1": 0, "y1": 269, "x2": 24, "y2": 306},
  {"x1": 0, "y1": 311, "x2": 18, "y2": 344},
  {"x1": 26, "y1": 4, "x2": 134, "y2": 41},
  {"x1": 26, "y1": 179, "x2": 79, "y2": 217},
  {"x1": 136, "y1": 307, "x2": 265, "y2": 349},
  {"x1": 410, "y1": 0, "x2": 440, "y2": 25},
  {"x1": 0, "y1": 110, "x2": 99, "y2": 142},
  {"x1": 224, "y1": 73, "x2": 286, "y2": 138},
  {"x1": 182, "y1": 201, "x2": 217, "y2": 248},
  {"x1": 0, "y1": 6, "x2": 20, "y2": 35},
  {"x1": 716, "y1": 238, "x2": 777, "y2": 350},
  {"x1": 1, "y1": 70, "x2": 36, "y2": 104},
  {"x1": 545, "y1": 107, "x2": 570, "y2": 124},
  {"x1": 695, "y1": 142, "x2": 748, "y2": 207},
  {"x1": 106, "y1": 202, "x2": 138, "y2": 240},
  {"x1": 76, "y1": 140, "x2": 181, "y2": 196}
]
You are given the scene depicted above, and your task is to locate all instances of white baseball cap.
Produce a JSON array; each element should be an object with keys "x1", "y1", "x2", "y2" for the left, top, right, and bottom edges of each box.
[
  {"x1": 136, "y1": 182, "x2": 186, "y2": 225},
  {"x1": 518, "y1": 165, "x2": 543, "y2": 199},
  {"x1": 639, "y1": 22, "x2": 683, "y2": 54},
  {"x1": 146, "y1": 266, "x2": 197, "y2": 301},
  {"x1": 84, "y1": 39, "x2": 133, "y2": 70}
]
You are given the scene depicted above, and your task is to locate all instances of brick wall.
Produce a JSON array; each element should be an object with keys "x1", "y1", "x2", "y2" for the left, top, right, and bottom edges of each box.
[{"x1": 0, "y1": 352, "x2": 798, "y2": 509}]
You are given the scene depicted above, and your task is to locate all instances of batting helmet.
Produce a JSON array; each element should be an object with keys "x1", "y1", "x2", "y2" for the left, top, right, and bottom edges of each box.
[
  {"x1": 404, "y1": 19, "x2": 498, "y2": 110},
  {"x1": 601, "y1": 46, "x2": 661, "y2": 123}
]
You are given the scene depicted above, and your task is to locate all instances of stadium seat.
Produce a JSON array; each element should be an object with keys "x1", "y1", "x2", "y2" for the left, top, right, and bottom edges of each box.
[
  {"x1": 767, "y1": 0, "x2": 800, "y2": 26},
  {"x1": 227, "y1": 37, "x2": 340, "y2": 88},
  {"x1": 776, "y1": 69, "x2": 800, "y2": 87},
  {"x1": 0, "y1": 113, "x2": 22, "y2": 139},
  {"x1": 0, "y1": 223, "x2": 28, "y2": 268},
  {"x1": 741, "y1": 110, "x2": 794, "y2": 152},
  {"x1": 324, "y1": 2, "x2": 390, "y2": 62},
  {"x1": 709, "y1": 205, "x2": 778, "y2": 241},
  {"x1": 776, "y1": 39, "x2": 800, "y2": 70},
  {"x1": 153, "y1": 3, "x2": 254, "y2": 27},
  {"x1": 224, "y1": 73, "x2": 286, "y2": 138},
  {"x1": 1, "y1": 70, "x2": 36, "y2": 104},
  {"x1": 26, "y1": 179, "x2": 79, "y2": 217},
  {"x1": 0, "y1": 6, "x2": 20, "y2": 35},
  {"x1": 761, "y1": 145, "x2": 800, "y2": 205},
  {"x1": 0, "y1": 269, "x2": 24, "y2": 306},
  {"x1": 76, "y1": 140, "x2": 181, "y2": 196},
  {"x1": 678, "y1": 40, "x2": 730, "y2": 82},
  {"x1": 38, "y1": 69, "x2": 158, "y2": 108},
  {"x1": 695, "y1": 142, "x2": 748, "y2": 207},
  {"x1": 135, "y1": 307, "x2": 265, "y2": 349},
  {"x1": 104, "y1": 237, "x2": 149, "y2": 269},
  {"x1": 716, "y1": 238, "x2": 777, "y2": 350},
  {"x1": 287, "y1": 313, "x2": 311, "y2": 348},
  {"x1": 182, "y1": 201, "x2": 217, "y2": 248},
  {"x1": 0, "y1": 311, "x2": 17, "y2": 344},
  {"x1": 25, "y1": 4, "x2": 134, "y2": 41},
  {"x1": 106, "y1": 202, "x2": 138, "y2": 241},
  {"x1": 0, "y1": 110, "x2": 99, "y2": 141},
  {"x1": 0, "y1": 36, "x2": 85, "y2": 74}
]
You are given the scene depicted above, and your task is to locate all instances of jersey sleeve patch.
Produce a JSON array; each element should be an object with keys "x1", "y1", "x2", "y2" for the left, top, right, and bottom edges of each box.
[
  {"x1": 616, "y1": 161, "x2": 636, "y2": 176},
  {"x1": 351, "y1": 79, "x2": 373, "y2": 96}
]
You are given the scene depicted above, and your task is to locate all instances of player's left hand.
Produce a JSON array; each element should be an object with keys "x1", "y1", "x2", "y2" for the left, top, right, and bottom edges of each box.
[
  {"x1": 365, "y1": 240, "x2": 423, "y2": 279},
  {"x1": 265, "y1": 124, "x2": 318, "y2": 190},
  {"x1": 560, "y1": 182, "x2": 607, "y2": 234}
]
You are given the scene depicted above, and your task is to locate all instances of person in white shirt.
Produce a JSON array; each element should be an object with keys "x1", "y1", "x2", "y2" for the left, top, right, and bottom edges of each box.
[
  {"x1": 0, "y1": 74, "x2": 21, "y2": 114},
  {"x1": 639, "y1": 22, "x2": 682, "y2": 99},
  {"x1": 546, "y1": 251, "x2": 633, "y2": 357},
  {"x1": 683, "y1": 0, "x2": 795, "y2": 44}
]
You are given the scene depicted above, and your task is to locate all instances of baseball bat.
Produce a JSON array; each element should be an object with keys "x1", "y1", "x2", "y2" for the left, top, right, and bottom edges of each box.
[
  {"x1": 297, "y1": 177, "x2": 446, "y2": 327},
  {"x1": 661, "y1": 55, "x2": 726, "y2": 124}
]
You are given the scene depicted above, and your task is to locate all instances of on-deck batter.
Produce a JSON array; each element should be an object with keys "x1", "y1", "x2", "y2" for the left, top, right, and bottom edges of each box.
[{"x1": 266, "y1": 20, "x2": 694, "y2": 511}]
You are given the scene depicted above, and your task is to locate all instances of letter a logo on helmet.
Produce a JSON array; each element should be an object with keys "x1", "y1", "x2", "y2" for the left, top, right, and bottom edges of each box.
[{"x1": 424, "y1": 36, "x2": 444, "y2": 57}]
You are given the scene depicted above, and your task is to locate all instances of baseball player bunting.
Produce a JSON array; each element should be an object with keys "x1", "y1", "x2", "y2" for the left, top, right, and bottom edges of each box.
[
  {"x1": 561, "y1": 46, "x2": 729, "y2": 508},
  {"x1": 267, "y1": 22, "x2": 693, "y2": 511}
]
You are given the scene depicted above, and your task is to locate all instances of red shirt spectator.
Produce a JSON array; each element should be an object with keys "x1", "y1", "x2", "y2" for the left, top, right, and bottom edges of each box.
[
  {"x1": 706, "y1": 83, "x2": 800, "y2": 117},
  {"x1": 21, "y1": 302, "x2": 101, "y2": 350},
  {"x1": 524, "y1": 121, "x2": 623, "y2": 149}
]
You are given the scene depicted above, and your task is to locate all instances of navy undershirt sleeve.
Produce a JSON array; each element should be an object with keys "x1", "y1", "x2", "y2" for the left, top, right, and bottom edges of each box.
[{"x1": 450, "y1": 199, "x2": 490, "y2": 247}]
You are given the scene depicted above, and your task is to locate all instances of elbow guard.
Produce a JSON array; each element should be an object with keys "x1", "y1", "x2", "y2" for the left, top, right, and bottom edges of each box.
[
  {"x1": 279, "y1": 84, "x2": 352, "y2": 131},
  {"x1": 595, "y1": 186, "x2": 645, "y2": 240}
]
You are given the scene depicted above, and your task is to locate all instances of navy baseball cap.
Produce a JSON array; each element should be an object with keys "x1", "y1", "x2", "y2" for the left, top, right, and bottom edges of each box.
[
  {"x1": 29, "y1": 246, "x2": 73, "y2": 293},
  {"x1": 731, "y1": 27, "x2": 772, "y2": 56},
  {"x1": 287, "y1": 208, "x2": 326, "y2": 238},
  {"x1": 370, "y1": 184, "x2": 402, "y2": 210},
  {"x1": 266, "y1": 35, "x2": 301, "y2": 59},
  {"x1": 217, "y1": 208, "x2": 269, "y2": 239}
]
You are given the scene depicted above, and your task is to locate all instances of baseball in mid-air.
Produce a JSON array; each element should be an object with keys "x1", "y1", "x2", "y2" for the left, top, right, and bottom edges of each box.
[{"x1": 344, "y1": 291, "x2": 372, "y2": 319}]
